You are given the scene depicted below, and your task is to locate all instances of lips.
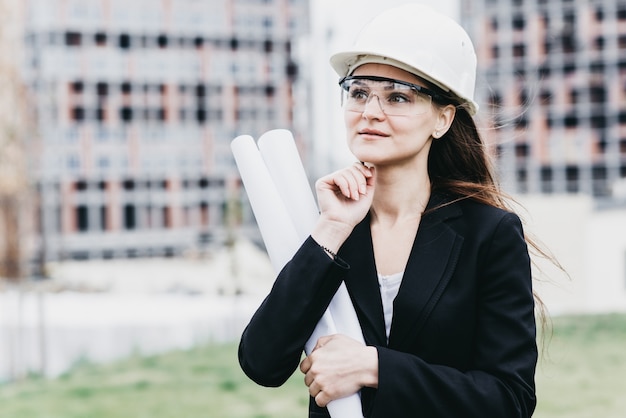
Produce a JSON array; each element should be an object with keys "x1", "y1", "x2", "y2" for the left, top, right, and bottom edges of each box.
[{"x1": 358, "y1": 129, "x2": 389, "y2": 137}]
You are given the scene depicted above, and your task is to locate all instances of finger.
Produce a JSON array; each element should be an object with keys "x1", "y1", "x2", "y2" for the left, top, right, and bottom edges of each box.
[
  {"x1": 342, "y1": 166, "x2": 369, "y2": 200},
  {"x1": 332, "y1": 172, "x2": 360, "y2": 200},
  {"x1": 314, "y1": 335, "x2": 332, "y2": 351},
  {"x1": 351, "y1": 164, "x2": 375, "y2": 195},
  {"x1": 299, "y1": 356, "x2": 310, "y2": 374},
  {"x1": 309, "y1": 378, "x2": 322, "y2": 394},
  {"x1": 304, "y1": 371, "x2": 313, "y2": 387},
  {"x1": 354, "y1": 161, "x2": 373, "y2": 178},
  {"x1": 314, "y1": 390, "x2": 330, "y2": 408}
]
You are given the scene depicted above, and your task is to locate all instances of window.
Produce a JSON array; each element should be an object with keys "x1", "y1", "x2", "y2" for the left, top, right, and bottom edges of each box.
[
  {"x1": 119, "y1": 33, "x2": 131, "y2": 49},
  {"x1": 594, "y1": 36, "x2": 605, "y2": 50},
  {"x1": 591, "y1": 114, "x2": 607, "y2": 129},
  {"x1": 595, "y1": 6, "x2": 604, "y2": 21},
  {"x1": 515, "y1": 142, "x2": 530, "y2": 157},
  {"x1": 121, "y1": 81, "x2": 132, "y2": 94},
  {"x1": 196, "y1": 108, "x2": 207, "y2": 123},
  {"x1": 94, "y1": 32, "x2": 107, "y2": 45},
  {"x1": 76, "y1": 205, "x2": 88, "y2": 232},
  {"x1": 564, "y1": 112, "x2": 579, "y2": 128},
  {"x1": 592, "y1": 165, "x2": 607, "y2": 180},
  {"x1": 120, "y1": 107, "x2": 133, "y2": 122},
  {"x1": 590, "y1": 61, "x2": 605, "y2": 72},
  {"x1": 565, "y1": 165, "x2": 579, "y2": 193},
  {"x1": 515, "y1": 116, "x2": 529, "y2": 129},
  {"x1": 512, "y1": 15, "x2": 525, "y2": 30},
  {"x1": 100, "y1": 206, "x2": 107, "y2": 230},
  {"x1": 75, "y1": 180, "x2": 88, "y2": 191},
  {"x1": 72, "y1": 107, "x2": 85, "y2": 121},
  {"x1": 590, "y1": 85, "x2": 606, "y2": 103},
  {"x1": 71, "y1": 81, "x2": 84, "y2": 93},
  {"x1": 539, "y1": 90, "x2": 551, "y2": 105},
  {"x1": 123, "y1": 179, "x2": 135, "y2": 190},
  {"x1": 157, "y1": 34, "x2": 168, "y2": 48},
  {"x1": 540, "y1": 167, "x2": 553, "y2": 193},
  {"x1": 124, "y1": 204, "x2": 136, "y2": 230},
  {"x1": 65, "y1": 31, "x2": 82, "y2": 46},
  {"x1": 562, "y1": 32, "x2": 576, "y2": 54}
]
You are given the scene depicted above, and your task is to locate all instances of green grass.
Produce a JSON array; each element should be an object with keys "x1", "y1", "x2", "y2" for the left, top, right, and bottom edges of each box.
[
  {"x1": 535, "y1": 313, "x2": 626, "y2": 418},
  {"x1": 0, "y1": 313, "x2": 625, "y2": 418},
  {"x1": 0, "y1": 343, "x2": 308, "y2": 418}
]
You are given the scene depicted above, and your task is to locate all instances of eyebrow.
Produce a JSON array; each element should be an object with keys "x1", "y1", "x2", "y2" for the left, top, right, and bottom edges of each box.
[{"x1": 349, "y1": 79, "x2": 411, "y2": 90}]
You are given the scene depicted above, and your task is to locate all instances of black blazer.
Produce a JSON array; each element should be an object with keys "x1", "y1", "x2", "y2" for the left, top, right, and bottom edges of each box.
[{"x1": 239, "y1": 193, "x2": 537, "y2": 417}]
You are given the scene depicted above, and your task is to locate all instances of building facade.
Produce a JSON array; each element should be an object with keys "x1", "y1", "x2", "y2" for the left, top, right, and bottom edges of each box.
[
  {"x1": 21, "y1": 0, "x2": 309, "y2": 263},
  {"x1": 463, "y1": 0, "x2": 626, "y2": 205},
  {"x1": 462, "y1": 0, "x2": 626, "y2": 312}
]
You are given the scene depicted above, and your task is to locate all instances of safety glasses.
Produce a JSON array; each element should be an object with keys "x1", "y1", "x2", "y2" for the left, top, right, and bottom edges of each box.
[{"x1": 339, "y1": 76, "x2": 444, "y2": 116}]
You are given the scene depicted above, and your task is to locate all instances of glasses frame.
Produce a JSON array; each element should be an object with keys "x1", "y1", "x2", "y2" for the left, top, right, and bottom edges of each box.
[{"x1": 339, "y1": 75, "x2": 448, "y2": 115}]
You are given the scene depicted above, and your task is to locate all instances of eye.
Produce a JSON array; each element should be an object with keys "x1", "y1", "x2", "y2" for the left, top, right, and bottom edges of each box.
[
  {"x1": 348, "y1": 87, "x2": 369, "y2": 101},
  {"x1": 386, "y1": 92, "x2": 411, "y2": 104}
]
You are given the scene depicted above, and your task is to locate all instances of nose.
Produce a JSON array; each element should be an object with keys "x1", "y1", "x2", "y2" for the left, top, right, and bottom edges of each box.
[{"x1": 362, "y1": 93, "x2": 386, "y2": 118}]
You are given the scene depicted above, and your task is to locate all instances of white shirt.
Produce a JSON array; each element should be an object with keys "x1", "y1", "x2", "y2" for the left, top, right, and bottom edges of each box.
[{"x1": 377, "y1": 271, "x2": 404, "y2": 343}]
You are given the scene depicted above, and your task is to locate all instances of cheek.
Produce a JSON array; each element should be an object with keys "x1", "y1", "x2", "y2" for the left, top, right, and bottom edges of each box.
[{"x1": 344, "y1": 110, "x2": 359, "y2": 128}]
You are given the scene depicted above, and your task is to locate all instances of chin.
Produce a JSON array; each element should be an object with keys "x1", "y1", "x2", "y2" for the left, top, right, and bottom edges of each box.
[{"x1": 349, "y1": 144, "x2": 382, "y2": 163}]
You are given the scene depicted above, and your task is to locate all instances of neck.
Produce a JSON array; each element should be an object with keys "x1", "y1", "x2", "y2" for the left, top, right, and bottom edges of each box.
[{"x1": 370, "y1": 163, "x2": 431, "y2": 227}]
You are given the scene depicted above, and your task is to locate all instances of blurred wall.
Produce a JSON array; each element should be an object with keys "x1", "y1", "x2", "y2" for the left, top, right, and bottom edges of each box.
[{"x1": 518, "y1": 194, "x2": 626, "y2": 315}]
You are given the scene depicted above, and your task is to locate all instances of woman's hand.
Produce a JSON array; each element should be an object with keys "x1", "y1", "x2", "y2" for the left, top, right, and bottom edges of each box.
[
  {"x1": 311, "y1": 163, "x2": 376, "y2": 253},
  {"x1": 299, "y1": 334, "x2": 378, "y2": 407}
]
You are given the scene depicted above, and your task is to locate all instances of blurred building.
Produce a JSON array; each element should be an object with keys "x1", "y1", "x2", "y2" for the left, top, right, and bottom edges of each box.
[
  {"x1": 463, "y1": 0, "x2": 626, "y2": 206},
  {"x1": 21, "y1": 0, "x2": 309, "y2": 263},
  {"x1": 462, "y1": 0, "x2": 626, "y2": 313}
]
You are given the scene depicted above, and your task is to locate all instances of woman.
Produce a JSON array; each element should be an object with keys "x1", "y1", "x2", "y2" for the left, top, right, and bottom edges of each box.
[{"x1": 239, "y1": 4, "x2": 539, "y2": 417}]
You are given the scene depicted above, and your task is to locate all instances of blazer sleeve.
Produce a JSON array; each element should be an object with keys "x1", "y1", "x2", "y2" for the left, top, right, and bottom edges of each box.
[
  {"x1": 238, "y1": 236, "x2": 349, "y2": 387},
  {"x1": 368, "y1": 212, "x2": 537, "y2": 418}
]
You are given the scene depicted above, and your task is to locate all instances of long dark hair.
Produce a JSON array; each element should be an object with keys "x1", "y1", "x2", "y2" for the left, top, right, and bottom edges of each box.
[
  {"x1": 428, "y1": 105, "x2": 504, "y2": 207},
  {"x1": 427, "y1": 103, "x2": 564, "y2": 341}
]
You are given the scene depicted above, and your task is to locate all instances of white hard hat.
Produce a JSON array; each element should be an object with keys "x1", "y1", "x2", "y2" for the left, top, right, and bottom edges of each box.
[{"x1": 330, "y1": 3, "x2": 479, "y2": 115}]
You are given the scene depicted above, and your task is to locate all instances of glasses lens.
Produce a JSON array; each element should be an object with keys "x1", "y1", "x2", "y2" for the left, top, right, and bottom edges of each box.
[{"x1": 340, "y1": 78, "x2": 432, "y2": 116}]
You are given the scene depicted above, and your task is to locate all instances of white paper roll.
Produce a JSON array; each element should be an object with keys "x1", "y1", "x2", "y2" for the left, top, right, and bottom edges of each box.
[
  {"x1": 258, "y1": 129, "x2": 319, "y2": 239},
  {"x1": 328, "y1": 283, "x2": 363, "y2": 344},
  {"x1": 232, "y1": 131, "x2": 365, "y2": 418},
  {"x1": 255, "y1": 131, "x2": 365, "y2": 418},
  {"x1": 230, "y1": 134, "x2": 302, "y2": 272}
]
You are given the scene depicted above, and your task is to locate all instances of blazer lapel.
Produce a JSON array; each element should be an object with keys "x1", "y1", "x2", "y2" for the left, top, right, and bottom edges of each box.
[
  {"x1": 340, "y1": 215, "x2": 388, "y2": 347},
  {"x1": 339, "y1": 194, "x2": 465, "y2": 350},
  {"x1": 388, "y1": 196, "x2": 464, "y2": 349}
]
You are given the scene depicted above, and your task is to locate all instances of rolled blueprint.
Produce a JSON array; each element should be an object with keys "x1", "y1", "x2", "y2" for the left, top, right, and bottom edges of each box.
[
  {"x1": 230, "y1": 134, "x2": 301, "y2": 272},
  {"x1": 231, "y1": 130, "x2": 365, "y2": 418},
  {"x1": 257, "y1": 129, "x2": 320, "y2": 240},
  {"x1": 258, "y1": 129, "x2": 365, "y2": 346}
]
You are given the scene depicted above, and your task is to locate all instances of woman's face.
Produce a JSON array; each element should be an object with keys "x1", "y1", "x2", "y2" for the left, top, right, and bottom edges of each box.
[{"x1": 344, "y1": 63, "x2": 442, "y2": 168}]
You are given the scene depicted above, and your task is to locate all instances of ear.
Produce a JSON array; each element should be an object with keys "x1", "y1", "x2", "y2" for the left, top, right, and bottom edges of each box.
[{"x1": 432, "y1": 104, "x2": 456, "y2": 138}]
